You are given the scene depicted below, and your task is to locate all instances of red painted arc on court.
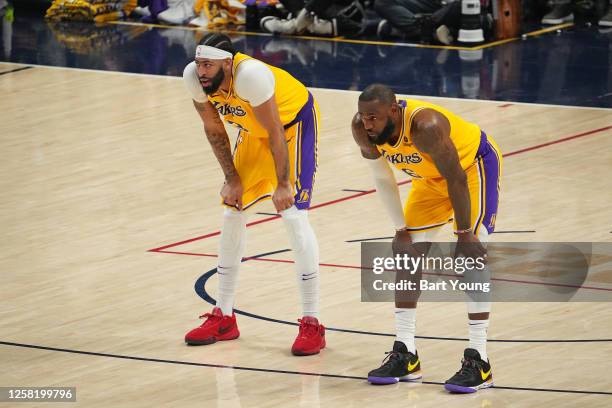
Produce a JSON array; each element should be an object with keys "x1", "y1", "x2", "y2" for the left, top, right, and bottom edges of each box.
[{"x1": 148, "y1": 125, "x2": 612, "y2": 253}]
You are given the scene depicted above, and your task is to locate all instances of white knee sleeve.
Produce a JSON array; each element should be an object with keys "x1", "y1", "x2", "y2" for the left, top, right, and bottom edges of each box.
[
  {"x1": 280, "y1": 206, "x2": 320, "y2": 318},
  {"x1": 216, "y1": 208, "x2": 247, "y2": 316}
]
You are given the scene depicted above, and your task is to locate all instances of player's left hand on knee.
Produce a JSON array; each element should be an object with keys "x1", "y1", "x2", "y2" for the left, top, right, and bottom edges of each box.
[
  {"x1": 392, "y1": 230, "x2": 421, "y2": 258},
  {"x1": 273, "y1": 182, "x2": 295, "y2": 212},
  {"x1": 454, "y1": 232, "x2": 487, "y2": 264}
]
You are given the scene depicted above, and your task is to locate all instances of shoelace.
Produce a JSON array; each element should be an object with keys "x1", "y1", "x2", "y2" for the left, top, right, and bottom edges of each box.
[
  {"x1": 297, "y1": 319, "x2": 319, "y2": 337},
  {"x1": 455, "y1": 358, "x2": 478, "y2": 377},
  {"x1": 198, "y1": 312, "x2": 222, "y2": 327},
  {"x1": 379, "y1": 351, "x2": 403, "y2": 368}
]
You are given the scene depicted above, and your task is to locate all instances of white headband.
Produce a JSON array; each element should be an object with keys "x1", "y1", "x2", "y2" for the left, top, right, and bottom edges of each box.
[{"x1": 195, "y1": 45, "x2": 233, "y2": 60}]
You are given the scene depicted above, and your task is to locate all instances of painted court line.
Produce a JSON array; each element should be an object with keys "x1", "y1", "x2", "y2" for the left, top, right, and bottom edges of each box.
[
  {"x1": 158, "y1": 248, "x2": 612, "y2": 293},
  {"x1": 0, "y1": 66, "x2": 33, "y2": 76},
  {"x1": 1, "y1": 340, "x2": 611, "y2": 395},
  {"x1": 148, "y1": 125, "x2": 612, "y2": 253},
  {"x1": 193, "y1": 253, "x2": 612, "y2": 343}
]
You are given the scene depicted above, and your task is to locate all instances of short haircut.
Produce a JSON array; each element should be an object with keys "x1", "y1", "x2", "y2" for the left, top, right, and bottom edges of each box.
[
  {"x1": 359, "y1": 84, "x2": 396, "y2": 104},
  {"x1": 198, "y1": 33, "x2": 237, "y2": 56}
]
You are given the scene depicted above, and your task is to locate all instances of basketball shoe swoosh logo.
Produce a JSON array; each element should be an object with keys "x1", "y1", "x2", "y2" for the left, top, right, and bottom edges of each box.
[
  {"x1": 480, "y1": 368, "x2": 491, "y2": 381},
  {"x1": 407, "y1": 359, "x2": 419, "y2": 371},
  {"x1": 218, "y1": 324, "x2": 233, "y2": 335}
]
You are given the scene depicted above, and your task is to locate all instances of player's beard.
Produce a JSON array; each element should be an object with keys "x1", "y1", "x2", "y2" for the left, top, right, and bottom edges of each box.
[
  {"x1": 371, "y1": 118, "x2": 396, "y2": 145},
  {"x1": 201, "y1": 68, "x2": 225, "y2": 94}
]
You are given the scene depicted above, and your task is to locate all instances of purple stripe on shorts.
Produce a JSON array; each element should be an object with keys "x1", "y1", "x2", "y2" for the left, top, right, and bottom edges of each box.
[
  {"x1": 292, "y1": 93, "x2": 317, "y2": 210},
  {"x1": 476, "y1": 131, "x2": 502, "y2": 234}
]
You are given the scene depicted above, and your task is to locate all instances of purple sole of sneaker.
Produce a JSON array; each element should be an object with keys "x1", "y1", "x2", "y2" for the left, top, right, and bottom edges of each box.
[
  {"x1": 367, "y1": 377, "x2": 399, "y2": 385},
  {"x1": 444, "y1": 383, "x2": 477, "y2": 393}
]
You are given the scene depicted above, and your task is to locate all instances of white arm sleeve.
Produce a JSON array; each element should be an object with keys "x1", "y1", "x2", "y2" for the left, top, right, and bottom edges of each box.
[
  {"x1": 182, "y1": 61, "x2": 207, "y2": 103},
  {"x1": 368, "y1": 157, "x2": 406, "y2": 231},
  {"x1": 234, "y1": 59, "x2": 275, "y2": 107}
]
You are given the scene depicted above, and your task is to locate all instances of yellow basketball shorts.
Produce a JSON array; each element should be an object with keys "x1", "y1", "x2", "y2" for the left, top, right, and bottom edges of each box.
[
  {"x1": 404, "y1": 132, "x2": 503, "y2": 235},
  {"x1": 229, "y1": 93, "x2": 320, "y2": 211}
]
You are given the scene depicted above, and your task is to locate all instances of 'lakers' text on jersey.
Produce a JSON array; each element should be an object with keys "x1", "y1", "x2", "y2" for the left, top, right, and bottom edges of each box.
[
  {"x1": 206, "y1": 53, "x2": 309, "y2": 139},
  {"x1": 377, "y1": 99, "x2": 481, "y2": 179},
  {"x1": 382, "y1": 99, "x2": 503, "y2": 235}
]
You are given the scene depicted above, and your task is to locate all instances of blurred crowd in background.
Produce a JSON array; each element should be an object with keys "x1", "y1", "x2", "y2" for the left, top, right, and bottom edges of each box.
[
  {"x1": 1, "y1": 0, "x2": 611, "y2": 107},
  {"x1": 2, "y1": 1, "x2": 611, "y2": 47}
]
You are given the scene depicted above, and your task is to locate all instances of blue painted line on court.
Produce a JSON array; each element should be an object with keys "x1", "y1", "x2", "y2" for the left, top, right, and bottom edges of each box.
[{"x1": 195, "y1": 249, "x2": 612, "y2": 343}]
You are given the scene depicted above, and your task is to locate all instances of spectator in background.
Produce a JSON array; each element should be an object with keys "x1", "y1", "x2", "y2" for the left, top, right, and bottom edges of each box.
[
  {"x1": 374, "y1": 0, "x2": 462, "y2": 44},
  {"x1": 0, "y1": 0, "x2": 12, "y2": 59},
  {"x1": 541, "y1": 0, "x2": 612, "y2": 26},
  {"x1": 260, "y1": 0, "x2": 366, "y2": 36},
  {"x1": 132, "y1": 0, "x2": 196, "y2": 25},
  {"x1": 601, "y1": 0, "x2": 612, "y2": 27},
  {"x1": 541, "y1": 0, "x2": 574, "y2": 24}
]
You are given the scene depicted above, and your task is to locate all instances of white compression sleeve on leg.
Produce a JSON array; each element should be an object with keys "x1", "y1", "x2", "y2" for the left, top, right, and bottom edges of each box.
[
  {"x1": 216, "y1": 208, "x2": 247, "y2": 316},
  {"x1": 367, "y1": 157, "x2": 406, "y2": 231},
  {"x1": 280, "y1": 206, "x2": 320, "y2": 318},
  {"x1": 395, "y1": 308, "x2": 417, "y2": 353},
  {"x1": 467, "y1": 227, "x2": 491, "y2": 314},
  {"x1": 466, "y1": 228, "x2": 490, "y2": 360}
]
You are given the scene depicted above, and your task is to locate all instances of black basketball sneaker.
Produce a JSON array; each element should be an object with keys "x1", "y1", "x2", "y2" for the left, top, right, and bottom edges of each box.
[
  {"x1": 367, "y1": 341, "x2": 422, "y2": 385},
  {"x1": 444, "y1": 348, "x2": 493, "y2": 393}
]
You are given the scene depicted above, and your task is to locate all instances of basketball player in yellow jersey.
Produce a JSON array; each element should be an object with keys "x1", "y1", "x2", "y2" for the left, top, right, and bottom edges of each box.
[
  {"x1": 181, "y1": 33, "x2": 325, "y2": 356},
  {"x1": 352, "y1": 84, "x2": 502, "y2": 393}
]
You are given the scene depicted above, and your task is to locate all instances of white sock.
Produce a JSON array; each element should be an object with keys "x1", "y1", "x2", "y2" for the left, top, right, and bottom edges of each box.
[
  {"x1": 215, "y1": 208, "x2": 247, "y2": 316},
  {"x1": 469, "y1": 319, "x2": 489, "y2": 361},
  {"x1": 395, "y1": 308, "x2": 416, "y2": 353},
  {"x1": 465, "y1": 227, "x2": 490, "y2": 360},
  {"x1": 280, "y1": 206, "x2": 320, "y2": 319}
]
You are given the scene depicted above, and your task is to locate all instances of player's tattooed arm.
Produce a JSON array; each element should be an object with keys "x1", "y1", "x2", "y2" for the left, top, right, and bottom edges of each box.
[
  {"x1": 351, "y1": 113, "x2": 381, "y2": 160},
  {"x1": 193, "y1": 100, "x2": 243, "y2": 209},
  {"x1": 193, "y1": 100, "x2": 238, "y2": 179},
  {"x1": 411, "y1": 108, "x2": 471, "y2": 231}
]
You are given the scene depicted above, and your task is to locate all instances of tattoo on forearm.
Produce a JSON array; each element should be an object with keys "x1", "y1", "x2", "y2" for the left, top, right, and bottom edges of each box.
[
  {"x1": 194, "y1": 101, "x2": 237, "y2": 178},
  {"x1": 207, "y1": 131, "x2": 238, "y2": 178},
  {"x1": 211, "y1": 114, "x2": 224, "y2": 126},
  {"x1": 194, "y1": 103, "x2": 206, "y2": 113}
]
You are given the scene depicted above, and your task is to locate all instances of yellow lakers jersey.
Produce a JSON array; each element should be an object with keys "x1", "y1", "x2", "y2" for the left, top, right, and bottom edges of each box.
[
  {"x1": 206, "y1": 53, "x2": 309, "y2": 139},
  {"x1": 376, "y1": 99, "x2": 481, "y2": 179}
]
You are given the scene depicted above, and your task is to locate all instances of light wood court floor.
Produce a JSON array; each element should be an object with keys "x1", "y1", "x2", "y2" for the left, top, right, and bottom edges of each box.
[{"x1": 1, "y1": 62, "x2": 612, "y2": 407}]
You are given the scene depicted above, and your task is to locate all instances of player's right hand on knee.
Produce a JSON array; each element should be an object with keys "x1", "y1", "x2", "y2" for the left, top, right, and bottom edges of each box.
[{"x1": 221, "y1": 175, "x2": 243, "y2": 211}]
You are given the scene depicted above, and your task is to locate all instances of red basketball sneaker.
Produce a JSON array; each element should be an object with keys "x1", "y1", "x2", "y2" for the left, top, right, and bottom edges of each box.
[
  {"x1": 291, "y1": 316, "x2": 326, "y2": 356},
  {"x1": 185, "y1": 307, "x2": 240, "y2": 345}
]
